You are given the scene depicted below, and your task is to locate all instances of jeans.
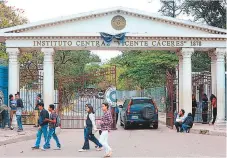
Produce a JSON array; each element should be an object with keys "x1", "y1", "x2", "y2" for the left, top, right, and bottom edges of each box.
[
  {"x1": 99, "y1": 130, "x2": 111, "y2": 154},
  {"x1": 35, "y1": 125, "x2": 48, "y2": 148},
  {"x1": 174, "y1": 122, "x2": 182, "y2": 132},
  {"x1": 43, "y1": 127, "x2": 61, "y2": 149},
  {"x1": 182, "y1": 124, "x2": 191, "y2": 132},
  {"x1": 16, "y1": 115, "x2": 23, "y2": 130},
  {"x1": 82, "y1": 127, "x2": 102, "y2": 150}
]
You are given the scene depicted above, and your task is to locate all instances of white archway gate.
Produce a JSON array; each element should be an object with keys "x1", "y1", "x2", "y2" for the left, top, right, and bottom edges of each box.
[{"x1": 0, "y1": 7, "x2": 226, "y2": 127}]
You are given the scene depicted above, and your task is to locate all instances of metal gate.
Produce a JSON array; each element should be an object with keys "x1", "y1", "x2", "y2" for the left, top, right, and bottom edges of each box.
[
  {"x1": 58, "y1": 66, "x2": 117, "y2": 129},
  {"x1": 166, "y1": 68, "x2": 178, "y2": 128},
  {"x1": 20, "y1": 62, "x2": 43, "y2": 125}
]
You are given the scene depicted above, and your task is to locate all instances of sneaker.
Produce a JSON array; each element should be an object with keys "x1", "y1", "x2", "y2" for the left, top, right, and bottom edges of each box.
[
  {"x1": 31, "y1": 146, "x2": 39, "y2": 150},
  {"x1": 96, "y1": 147, "x2": 103, "y2": 151},
  {"x1": 78, "y1": 149, "x2": 87, "y2": 152},
  {"x1": 54, "y1": 147, "x2": 61, "y2": 150},
  {"x1": 41, "y1": 147, "x2": 46, "y2": 151},
  {"x1": 17, "y1": 129, "x2": 22, "y2": 132}
]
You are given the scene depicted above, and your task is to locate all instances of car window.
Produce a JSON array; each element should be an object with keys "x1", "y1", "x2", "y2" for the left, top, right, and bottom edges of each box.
[{"x1": 132, "y1": 99, "x2": 152, "y2": 105}]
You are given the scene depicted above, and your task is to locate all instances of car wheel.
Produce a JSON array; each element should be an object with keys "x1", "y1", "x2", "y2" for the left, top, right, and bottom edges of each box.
[
  {"x1": 153, "y1": 124, "x2": 158, "y2": 129},
  {"x1": 124, "y1": 121, "x2": 129, "y2": 130}
]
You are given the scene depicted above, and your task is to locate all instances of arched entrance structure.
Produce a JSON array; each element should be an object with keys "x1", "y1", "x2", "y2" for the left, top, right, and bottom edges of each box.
[{"x1": 0, "y1": 7, "x2": 226, "y2": 123}]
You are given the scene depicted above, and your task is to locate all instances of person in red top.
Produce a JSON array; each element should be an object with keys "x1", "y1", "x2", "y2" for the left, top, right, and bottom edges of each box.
[
  {"x1": 99, "y1": 103, "x2": 113, "y2": 157},
  {"x1": 210, "y1": 94, "x2": 217, "y2": 125}
]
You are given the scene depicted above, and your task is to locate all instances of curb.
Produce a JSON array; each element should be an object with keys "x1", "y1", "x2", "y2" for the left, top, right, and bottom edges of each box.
[
  {"x1": 0, "y1": 133, "x2": 36, "y2": 146},
  {"x1": 158, "y1": 120, "x2": 226, "y2": 137},
  {"x1": 190, "y1": 128, "x2": 226, "y2": 137}
]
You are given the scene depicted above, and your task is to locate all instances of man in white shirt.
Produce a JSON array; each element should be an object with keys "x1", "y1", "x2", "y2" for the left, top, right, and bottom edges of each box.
[{"x1": 175, "y1": 109, "x2": 186, "y2": 132}]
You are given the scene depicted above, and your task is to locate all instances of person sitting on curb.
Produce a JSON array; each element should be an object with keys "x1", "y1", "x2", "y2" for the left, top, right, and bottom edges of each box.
[
  {"x1": 174, "y1": 109, "x2": 186, "y2": 132},
  {"x1": 181, "y1": 113, "x2": 193, "y2": 133}
]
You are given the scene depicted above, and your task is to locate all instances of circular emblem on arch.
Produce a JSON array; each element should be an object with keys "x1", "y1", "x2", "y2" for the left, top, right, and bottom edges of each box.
[
  {"x1": 105, "y1": 87, "x2": 117, "y2": 105},
  {"x1": 111, "y1": 15, "x2": 126, "y2": 30}
]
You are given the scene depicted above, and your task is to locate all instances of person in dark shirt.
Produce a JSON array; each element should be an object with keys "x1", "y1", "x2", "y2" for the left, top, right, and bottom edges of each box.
[
  {"x1": 42, "y1": 104, "x2": 61, "y2": 150},
  {"x1": 192, "y1": 94, "x2": 197, "y2": 121},
  {"x1": 202, "y1": 94, "x2": 208, "y2": 124},
  {"x1": 181, "y1": 113, "x2": 194, "y2": 133},
  {"x1": 31, "y1": 102, "x2": 49, "y2": 149},
  {"x1": 15, "y1": 93, "x2": 23, "y2": 132},
  {"x1": 34, "y1": 94, "x2": 43, "y2": 127}
]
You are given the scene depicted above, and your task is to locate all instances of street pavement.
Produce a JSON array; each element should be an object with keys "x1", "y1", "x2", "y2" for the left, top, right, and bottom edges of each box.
[{"x1": 0, "y1": 124, "x2": 226, "y2": 157}]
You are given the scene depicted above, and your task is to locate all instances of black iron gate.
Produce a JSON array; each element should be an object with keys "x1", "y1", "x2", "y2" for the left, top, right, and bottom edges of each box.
[
  {"x1": 58, "y1": 66, "x2": 117, "y2": 129},
  {"x1": 166, "y1": 68, "x2": 178, "y2": 128}
]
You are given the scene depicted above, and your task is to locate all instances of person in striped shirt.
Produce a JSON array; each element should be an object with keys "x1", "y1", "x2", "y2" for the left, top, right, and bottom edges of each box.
[{"x1": 99, "y1": 103, "x2": 113, "y2": 157}]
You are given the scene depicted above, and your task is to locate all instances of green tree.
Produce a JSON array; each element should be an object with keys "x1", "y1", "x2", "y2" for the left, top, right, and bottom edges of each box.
[
  {"x1": 158, "y1": 0, "x2": 226, "y2": 72},
  {"x1": 0, "y1": 1, "x2": 28, "y2": 65},
  {"x1": 109, "y1": 50, "x2": 178, "y2": 90}
]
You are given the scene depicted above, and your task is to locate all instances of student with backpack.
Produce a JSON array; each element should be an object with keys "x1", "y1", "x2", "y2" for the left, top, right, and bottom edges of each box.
[
  {"x1": 31, "y1": 102, "x2": 49, "y2": 149},
  {"x1": 41, "y1": 104, "x2": 61, "y2": 150}
]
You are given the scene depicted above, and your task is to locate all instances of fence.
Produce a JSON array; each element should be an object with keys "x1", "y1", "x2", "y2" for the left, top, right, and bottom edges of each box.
[{"x1": 116, "y1": 87, "x2": 166, "y2": 112}]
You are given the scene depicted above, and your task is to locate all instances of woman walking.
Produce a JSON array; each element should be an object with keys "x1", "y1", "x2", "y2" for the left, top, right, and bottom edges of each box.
[
  {"x1": 79, "y1": 104, "x2": 102, "y2": 152},
  {"x1": 99, "y1": 103, "x2": 113, "y2": 157},
  {"x1": 9, "y1": 94, "x2": 16, "y2": 130}
]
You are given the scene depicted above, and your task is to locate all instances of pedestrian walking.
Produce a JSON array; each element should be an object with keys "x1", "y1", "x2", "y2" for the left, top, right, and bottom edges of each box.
[
  {"x1": 31, "y1": 102, "x2": 49, "y2": 149},
  {"x1": 15, "y1": 93, "x2": 23, "y2": 132},
  {"x1": 79, "y1": 104, "x2": 102, "y2": 152},
  {"x1": 9, "y1": 94, "x2": 16, "y2": 130},
  {"x1": 210, "y1": 94, "x2": 217, "y2": 125},
  {"x1": 202, "y1": 94, "x2": 208, "y2": 124},
  {"x1": 192, "y1": 94, "x2": 197, "y2": 121},
  {"x1": 99, "y1": 103, "x2": 113, "y2": 157},
  {"x1": 34, "y1": 94, "x2": 43, "y2": 127},
  {"x1": 41, "y1": 104, "x2": 61, "y2": 150}
]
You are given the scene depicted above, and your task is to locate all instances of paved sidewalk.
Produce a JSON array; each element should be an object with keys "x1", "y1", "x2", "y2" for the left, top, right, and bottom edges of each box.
[
  {"x1": 0, "y1": 125, "x2": 37, "y2": 146},
  {"x1": 190, "y1": 123, "x2": 226, "y2": 137}
]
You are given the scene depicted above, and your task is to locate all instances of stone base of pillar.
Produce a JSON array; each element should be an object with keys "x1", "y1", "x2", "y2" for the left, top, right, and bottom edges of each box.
[{"x1": 214, "y1": 118, "x2": 227, "y2": 130}]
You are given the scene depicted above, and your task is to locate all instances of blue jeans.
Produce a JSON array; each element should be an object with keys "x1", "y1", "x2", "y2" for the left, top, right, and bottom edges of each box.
[
  {"x1": 35, "y1": 125, "x2": 48, "y2": 148},
  {"x1": 43, "y1": 127, "x2": 61, "y2": 149},
  {"x1": 16, "y1": 115, "x2": 23, "y2": 130},
  {"x1": 182, "y1": 124, "x2": 191, "y2": 132},
  {"x1": 82, "y1": 127, "x2": 102, "y2": 150}
]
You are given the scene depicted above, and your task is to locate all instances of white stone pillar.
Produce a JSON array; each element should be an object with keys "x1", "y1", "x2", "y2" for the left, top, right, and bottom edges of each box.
[
  {"x1": 215, "y1": 48, "x2": 226, "y2": 121},
  {"x1": 178, "y1": 55, "x2": 183, "y2": 111},
  {"x1": 7, "y1": 48, "x2": 20, "y2": 96},
  {"x1": 208, "y1": 52, "x2": 217, "y2": 95},
  {"x1": 42, "y1": 48, "x2": 55, "y2": 110},
  {"x1": 181, "y1": 48, "x2": 194, "y2": 115},
  {"x1": 226, "y1": 54, "x2": 227, "y2": 119}
]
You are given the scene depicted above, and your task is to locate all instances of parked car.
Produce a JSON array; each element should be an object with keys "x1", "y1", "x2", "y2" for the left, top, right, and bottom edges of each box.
[{"x1": 119, "y1": 97, "x2": 158, "y2": 129}]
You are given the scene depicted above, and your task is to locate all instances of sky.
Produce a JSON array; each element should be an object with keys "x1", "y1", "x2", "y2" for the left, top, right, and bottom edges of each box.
[{"x1": 6, "y1": 0, "x2": 162, "y2": 62}]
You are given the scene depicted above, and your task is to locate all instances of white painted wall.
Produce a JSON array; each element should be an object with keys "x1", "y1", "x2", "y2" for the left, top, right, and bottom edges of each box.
[{"x1": 24, "y1": 14, "x2": 209, "y2": 35}]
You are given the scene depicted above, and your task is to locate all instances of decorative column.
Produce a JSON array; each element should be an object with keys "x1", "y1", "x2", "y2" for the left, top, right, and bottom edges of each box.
[
  {"x1": 181, "y1": 48, "x2": 194, "y2": 114},
  {"x1": 7, "y1": 48, "x2": 20, "y2": 96},
  {"x1": 42, "y1": 48, "x2": 55, "y2": 109},
  {"x1": 215, "y1": 48, "x2": 226, "y2": 121},
  {"x1": 178, "y1": 54, "x2": 183, "y2": 111},
  {"x1": 208, "y1": 51, "x2": 217, "y2": 95},
  {"x1": 226, "y1": 53, "x2": 227, "y2": 119}
]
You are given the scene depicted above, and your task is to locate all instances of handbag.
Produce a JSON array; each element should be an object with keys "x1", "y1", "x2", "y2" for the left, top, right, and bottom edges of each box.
[{"x1": 55, "y1": 126, "x2": 61, "y2": 135}]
